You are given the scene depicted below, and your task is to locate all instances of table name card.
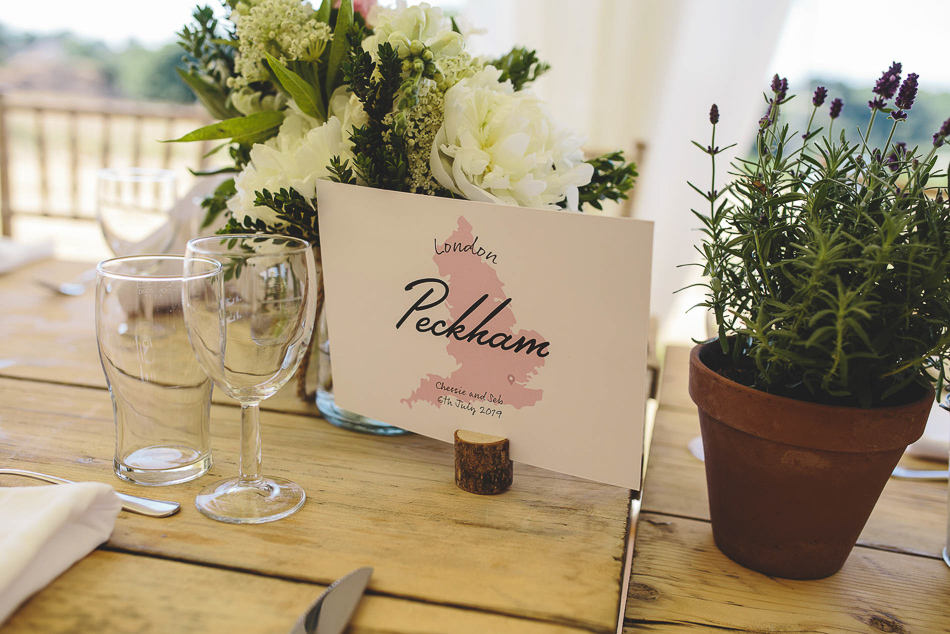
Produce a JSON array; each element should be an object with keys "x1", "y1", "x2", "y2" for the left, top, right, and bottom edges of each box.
[{"x1": 317, "y1": 181, "x2": 653, "y2": 490}]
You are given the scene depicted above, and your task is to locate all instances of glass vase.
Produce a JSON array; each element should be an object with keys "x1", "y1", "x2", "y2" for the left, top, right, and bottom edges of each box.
[{"x1": 313, "y1": 250, "x2": 407, "y2": 436}]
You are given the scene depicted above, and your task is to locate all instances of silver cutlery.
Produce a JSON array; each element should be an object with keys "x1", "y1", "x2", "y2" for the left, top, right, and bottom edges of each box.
[
  {"x1": 0, "y1": 468, "x2": 181, "y2": 517},
  {"x1": 289, "y1": 567, "x2": 372, "y2": 634},
  {"x1": 891, "y1": 465, "x2": 948, "y2": 481},
  {"x1": 35, "y1": 267, "x2": 98, "y2": 297}
]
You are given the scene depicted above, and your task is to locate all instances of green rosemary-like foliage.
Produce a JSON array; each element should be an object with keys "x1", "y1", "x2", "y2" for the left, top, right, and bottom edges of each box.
[
  {"x1": 577, "y1": 151, "x2": 638, "y2": 211},
  {"x1": 177, "y1": 6, "x2": 239, "y2": 121},
  {"x1": 691, "y1": 71, "x2": 950, "y2": 407},
  {"x1": 341, "y1": 42, "x2": 410, "y2": 190},
  {"x1": 490, "y1": 47, "x2": 550, "y2": 92},
  {"x1": 222, "y1": 188, "x2": 321, "y2": 246}
]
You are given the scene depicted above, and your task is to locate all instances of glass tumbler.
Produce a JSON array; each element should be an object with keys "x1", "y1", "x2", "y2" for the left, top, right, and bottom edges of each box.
[{"x1": 96, "y1": 255, "x2": 221, "y2": 485}]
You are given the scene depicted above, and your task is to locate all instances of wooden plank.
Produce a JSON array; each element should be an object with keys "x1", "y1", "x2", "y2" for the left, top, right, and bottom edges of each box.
[
  {"x1": 0, "y1": 378, "x2": 630, "y2": 633},
  {"x1": 0, "y1": 90, "x2": 12, "y2": 237},
  {"x1": 99, "y1": 113, "x2": 111, "y2": 170},
  {"x1": 644, "y1": 403, "x2": 949, "y2": 559},
  {"x1": 2, "y1": 90, "x2": 208, "y2": 120},
  {"x1": 656, "y1": 344, "x2": 692, "y2": 411},
  {"x1": 623, "y1": 513, "x2": 950, "y2": 633},
  {"x1": 33, "y1": 108, "x2": 49, "y2": 215},
  {"x1": 3, "y1": 550, "x2": 589, "y2": 634},
  {"x1": 68, "y1": 111, "x2": 80, "y2": 218},
  {"x1": 161, "y1": 117, "x2": 174, "y2": 171}
]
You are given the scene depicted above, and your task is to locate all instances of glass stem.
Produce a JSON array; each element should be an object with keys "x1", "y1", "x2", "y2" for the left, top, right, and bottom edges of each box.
[{"x1": 239, "y1": 403, "x2": 263, "y2": 485}]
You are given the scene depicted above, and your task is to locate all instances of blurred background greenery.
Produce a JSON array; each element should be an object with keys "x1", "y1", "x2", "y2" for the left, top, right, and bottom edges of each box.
[{"x1": 0, "y1": 23, "x2": 194, "y2": 103}]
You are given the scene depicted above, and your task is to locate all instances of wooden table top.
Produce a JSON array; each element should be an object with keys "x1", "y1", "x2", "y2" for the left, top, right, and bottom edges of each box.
[
  {"x1": 8, "y1": 258, "x2": 946, "y2": 633},
  {"x1": 0, "y1": 259, "x2": 637, "y2": 633},
  {"x1": 624, "y1": 346, "x2": 950, "y2": 632}
]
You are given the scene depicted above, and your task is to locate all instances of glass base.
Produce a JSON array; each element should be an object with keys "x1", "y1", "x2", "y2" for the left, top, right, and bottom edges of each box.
[
  {"x1": 944, "y1": 546, "x2": 950, "y2": 569},
  {"x1": 195, "y1": 476, "x2": 305, "y2": 524},
  {"x1": 114, "y1": 447, "x2": 211, "y2": 486},
  {"x1": 317, "y1": 389, "x2": 408, "y2": 436}
]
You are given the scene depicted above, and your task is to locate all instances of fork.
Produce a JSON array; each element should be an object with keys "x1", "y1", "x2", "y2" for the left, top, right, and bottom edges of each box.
[
  {"x1": 0, "y1": 468, "x2": 181, "y2": 517},
  {"x1": 34, "y1": 267, "x2": 98, "y2": 297}
]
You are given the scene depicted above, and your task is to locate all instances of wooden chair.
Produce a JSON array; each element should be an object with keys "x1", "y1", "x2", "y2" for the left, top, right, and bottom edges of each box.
[{"x1": 0, "y1": 88, "x2": 214, "y2": 237}]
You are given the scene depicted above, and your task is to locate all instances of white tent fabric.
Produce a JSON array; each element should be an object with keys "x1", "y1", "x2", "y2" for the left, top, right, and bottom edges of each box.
[{"x1": 460, "y1": 0, "x2": 792, "y2": 341}]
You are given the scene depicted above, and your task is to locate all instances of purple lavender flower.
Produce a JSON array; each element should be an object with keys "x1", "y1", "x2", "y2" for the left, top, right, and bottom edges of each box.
[
  {"x1": 895, "y1": 73, "x2": 919, "y2": 110},
  {"x1": 873, "y1": 62, "x2": 902, "y2": 99},
  {"x1": 934, "y1": 117, "x2": 950, "y2": 147},
  {"x1": 759, "y1": 114, "x2": 772, "y2": 129},
  {"x1": 868, "y1": 97, "x2": 887, "y2": 111},
  {"x1": 769, "y1": 74, "x2": 788, "y2": 101},
  {"x1": 829, "y1": 98, "x2": 844, "y2": 119},
  {"x1": 892, "y1": 109, "x2": 907, "y2": 121},
  {"x1": 709, "y1": 104, "x2": 719, "y2": 125},
  {"x1": 813, "y1": 86, "x2": 827, "y2": 107},
  {"x1": 886, "y1": 142, "x2": 906, "y2": 172}
]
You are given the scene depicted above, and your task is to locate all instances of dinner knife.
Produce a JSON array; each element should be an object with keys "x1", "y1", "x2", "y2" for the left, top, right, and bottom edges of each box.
[{"x1": 288, "y1": 567, "x2": 373, "y2": 634}]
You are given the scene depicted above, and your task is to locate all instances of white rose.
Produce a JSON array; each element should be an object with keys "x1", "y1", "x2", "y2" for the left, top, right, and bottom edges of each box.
[
  {"x1": 430, "y1": 66, "x2": 593, "y2": 211},
  {"x1": 361, "y1": 1, "x2": 462, "y2": 61},
  {"x1": 228, "y1": 116, "x2": 355, "y2": 226}
]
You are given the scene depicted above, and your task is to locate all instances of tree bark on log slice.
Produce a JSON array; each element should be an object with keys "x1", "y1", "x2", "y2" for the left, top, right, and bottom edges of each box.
[{"x1": 454, "y1": 429, "x2": 513, "y2": 495}]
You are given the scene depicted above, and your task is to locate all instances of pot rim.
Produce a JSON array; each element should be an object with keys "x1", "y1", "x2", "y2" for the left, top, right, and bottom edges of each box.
[{"x1": 688, "y1": 342, "x2": 932, "y2": 453}]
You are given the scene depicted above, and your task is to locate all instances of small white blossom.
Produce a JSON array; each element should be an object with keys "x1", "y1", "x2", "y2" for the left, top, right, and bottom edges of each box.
[
  {"x1": 230, "y1": 0, "x2": 332, "y2": 88},
  {"x1": 430, "y1": 66, "x2": 593, "y2": 210}
]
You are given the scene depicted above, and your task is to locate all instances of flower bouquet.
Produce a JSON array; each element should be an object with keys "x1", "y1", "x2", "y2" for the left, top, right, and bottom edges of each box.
[{"x1": 171, "y1": 0, "x2": 637, "y2": 429}]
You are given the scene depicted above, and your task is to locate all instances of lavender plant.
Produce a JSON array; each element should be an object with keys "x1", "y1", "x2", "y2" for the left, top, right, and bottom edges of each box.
[{"x1": 691, "y1": 64, "x2": 950, "y2": 407}]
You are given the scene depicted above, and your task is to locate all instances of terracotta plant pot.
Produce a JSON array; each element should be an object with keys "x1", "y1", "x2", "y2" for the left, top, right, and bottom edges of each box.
[{"x1": 688, "y1": 342, "x2": 931, "y2": 579}]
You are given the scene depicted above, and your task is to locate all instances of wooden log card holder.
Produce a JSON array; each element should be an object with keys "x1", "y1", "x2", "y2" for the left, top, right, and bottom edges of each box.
[{"x1": 454, "y1": 430, "x2": 513, "y2": 495}]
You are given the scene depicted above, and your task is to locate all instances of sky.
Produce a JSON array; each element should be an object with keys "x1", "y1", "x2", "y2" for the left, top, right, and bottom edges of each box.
[
  {"x1": 2, "y1": 0, "x2": 949, "y2": 89},
  {"x1": 1, "y1": 0, "x2": 223, "y2": 47},
  {"x1": 770, "y1": 0, "x2": 950, "y2": 89}
]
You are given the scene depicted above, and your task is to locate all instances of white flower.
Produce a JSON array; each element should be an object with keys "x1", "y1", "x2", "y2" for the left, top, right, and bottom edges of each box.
[
  {"x1": 430, "y1": 66, "x2": 594, "y2": 211},
  {"x1": 228, "y1": 117, "x2": 354, "y2": 226},
  {"x1": 362, "y1": 1, "x2": 462, "y2": 61},
  {"x1": 230, "y1": 0, "x2": 332, "y2": 88}
]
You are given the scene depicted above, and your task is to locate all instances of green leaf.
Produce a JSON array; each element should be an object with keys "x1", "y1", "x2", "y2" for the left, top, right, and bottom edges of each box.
[
  {"x1": 188, "y1": 166, "x2": 240, "y2": 177},
  {"x1": 316, "y1": 0, "x2": 331, "y2": 23},
  {"x1": 265, "y1": 52, "x2": 326, "y2": 121},
  {"x1": 164, "y1": 111, "x2": 285, "y2": 143},
  {"x1": 325, "y1": 0, "x2": 354, "y2": 99},
  {"x1": 175, "y1": 67, "x2": 236, "y2": 120}
]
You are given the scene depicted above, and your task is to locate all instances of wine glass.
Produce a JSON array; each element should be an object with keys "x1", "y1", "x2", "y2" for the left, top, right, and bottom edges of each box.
[
  {"x1": 97, "y1": 168, "x2": 178, "y2": 256},
  {"x1": 182, "y1": 235, "x2": 317, "y2": 524}
]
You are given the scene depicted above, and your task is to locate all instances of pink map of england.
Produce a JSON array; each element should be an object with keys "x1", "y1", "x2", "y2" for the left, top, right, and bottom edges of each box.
[{"x1": 402, "y1": 216, "x2": 547, "y2": 410}]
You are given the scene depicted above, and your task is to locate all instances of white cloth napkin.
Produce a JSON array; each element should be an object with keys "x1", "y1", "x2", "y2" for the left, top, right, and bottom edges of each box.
[
  {"x1": 0, "y1": 238, "x2": 54, "y2": 275},
  {"x1": 906, "y1": 400, "x2": 950, "y2": 462},
  {"x1": 0, "y1": 482, "x2": 121, "y2": 624}
]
